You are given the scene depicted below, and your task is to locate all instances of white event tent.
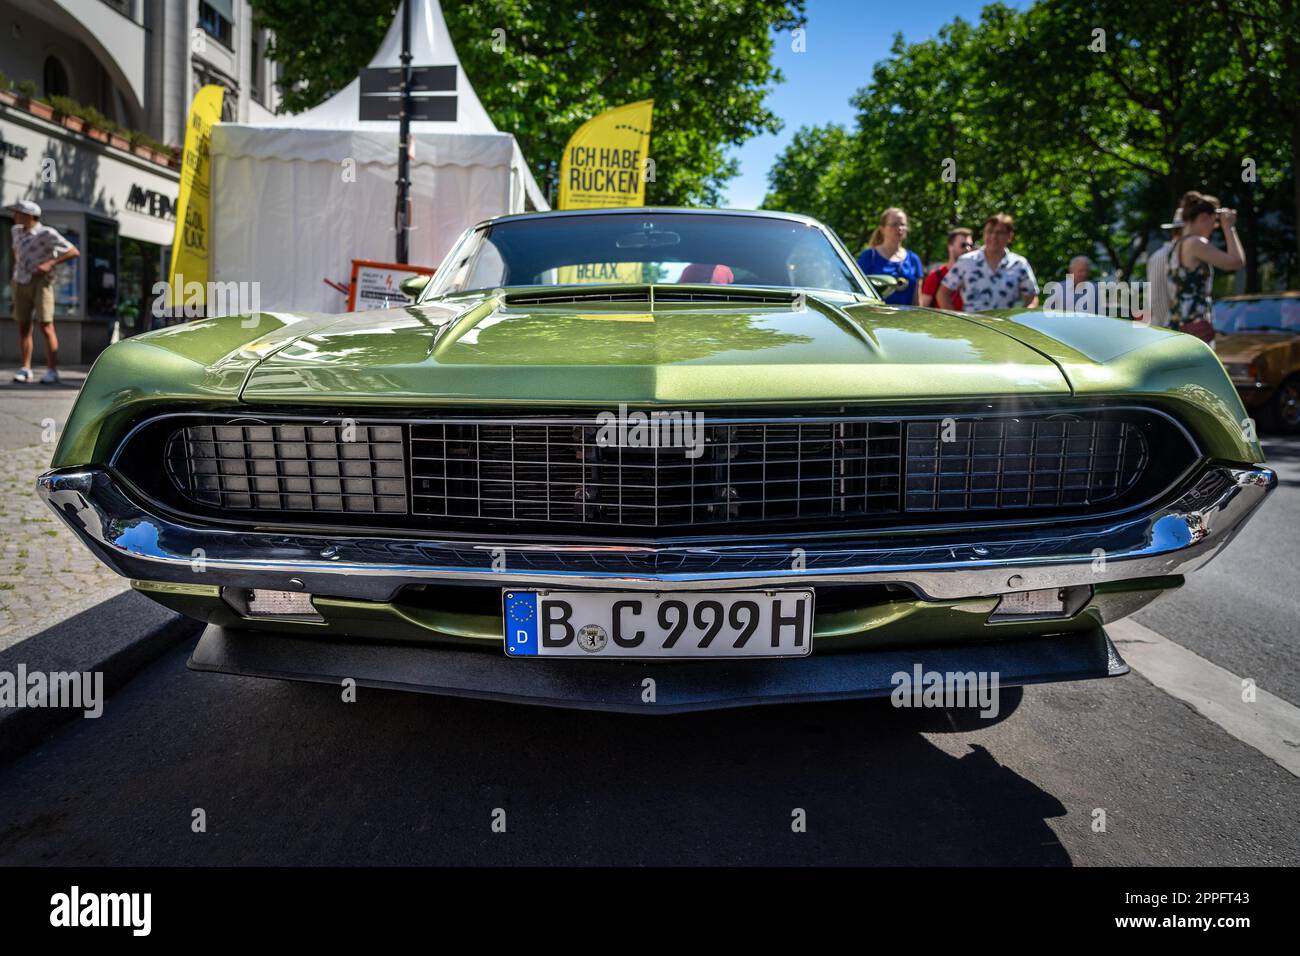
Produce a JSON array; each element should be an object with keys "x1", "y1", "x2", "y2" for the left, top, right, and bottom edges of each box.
[{"x1": 209, "y1": 0, "x2": 547, "y2": 313}]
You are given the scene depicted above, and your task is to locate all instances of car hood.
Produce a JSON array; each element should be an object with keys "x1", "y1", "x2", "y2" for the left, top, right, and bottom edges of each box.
[{"x1": 239, "y1": 288, "x2": 1072, "y2": 405}]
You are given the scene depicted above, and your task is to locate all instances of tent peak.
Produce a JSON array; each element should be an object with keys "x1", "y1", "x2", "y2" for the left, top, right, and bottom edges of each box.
[{"x1": 265, "y1": 0, "x2": 498, "y2": 135}]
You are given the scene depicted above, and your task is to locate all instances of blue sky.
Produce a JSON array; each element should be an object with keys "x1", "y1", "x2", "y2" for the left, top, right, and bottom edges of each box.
[{"x1": 722, "y1": 0, "x2": 1029, "y2": 209}]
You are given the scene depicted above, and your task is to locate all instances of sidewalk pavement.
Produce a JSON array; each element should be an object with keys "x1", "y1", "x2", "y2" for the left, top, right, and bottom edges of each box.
[{"x1": 0, "y1": 369, "x2": 129, "y2": 651}]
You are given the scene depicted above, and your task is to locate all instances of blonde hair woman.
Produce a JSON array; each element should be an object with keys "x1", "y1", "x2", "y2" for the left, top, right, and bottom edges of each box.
[{"x1": 856, "y1": 207, "x2": 922, "y2": 305}]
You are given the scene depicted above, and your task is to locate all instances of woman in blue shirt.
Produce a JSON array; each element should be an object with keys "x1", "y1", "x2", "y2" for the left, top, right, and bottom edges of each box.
[{"x1": 856, "y1": 207, "x2": 923, "y2": 306}]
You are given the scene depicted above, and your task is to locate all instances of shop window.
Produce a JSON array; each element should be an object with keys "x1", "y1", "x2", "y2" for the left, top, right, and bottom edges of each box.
[
  {"x1": 118, "y1": 238, "x2": 164, "y2": 336},
  {"x1": 198, "y1": 0, "x2": 235, "y2": 49},
  {"x1": 251, "y1": 35, "x2": 263, "y2": 103},
  {"x1": 43, "y1": 56, "x2": 70, "y2": 98},
  {"x1": 49, "y1": 225, "x2": 82, "y2": 318},
  {"x1": 87, "y1": 218, "x2": 118, "y2": 321}
]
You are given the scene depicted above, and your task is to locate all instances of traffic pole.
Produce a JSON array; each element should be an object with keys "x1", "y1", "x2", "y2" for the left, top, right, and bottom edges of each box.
[{"x1": 395, "y1": 0, "x2": 412, "y2": 263}]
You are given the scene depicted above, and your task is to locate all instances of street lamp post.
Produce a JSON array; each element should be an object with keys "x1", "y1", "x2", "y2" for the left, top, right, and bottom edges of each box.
[{"x1": 395, "y1": 0, "x2": 412, "y2": 264}]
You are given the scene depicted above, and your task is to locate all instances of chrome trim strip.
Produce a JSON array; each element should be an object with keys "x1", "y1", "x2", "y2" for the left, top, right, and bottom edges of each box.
[
  {"x1": 39, "y1": 464, "x2": 1274, "y2": 604},
  {"x1": 109, "y1": 403, "x2": 1205, "y2": 436}
]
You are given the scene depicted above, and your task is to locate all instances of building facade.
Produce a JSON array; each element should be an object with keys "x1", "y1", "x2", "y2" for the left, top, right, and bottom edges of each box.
[{"x1": 1, "y1": 0, "x2": 280, "y2": 364}]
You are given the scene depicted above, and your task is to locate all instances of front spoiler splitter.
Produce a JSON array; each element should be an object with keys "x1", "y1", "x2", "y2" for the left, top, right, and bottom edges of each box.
[{"x1": 188, "y1": 626, "x2": 1128, "y2": 714}]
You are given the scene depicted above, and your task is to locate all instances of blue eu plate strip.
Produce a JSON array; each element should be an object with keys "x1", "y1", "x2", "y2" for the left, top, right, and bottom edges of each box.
[{"x1": 504, "y1": 591, "x2": 540, "y2": 656}]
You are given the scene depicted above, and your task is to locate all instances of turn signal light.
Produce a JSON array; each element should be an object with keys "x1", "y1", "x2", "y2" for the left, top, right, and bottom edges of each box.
[
  {"x1": 990, "y1": 585, "x2": 1091, "y2": 622},
  {"x1": 223, "y1": 587, "x2": 323, "y2": 621}
]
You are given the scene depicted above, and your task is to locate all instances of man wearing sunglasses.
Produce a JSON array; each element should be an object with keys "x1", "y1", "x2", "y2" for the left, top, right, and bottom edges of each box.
[{"x1": 919, "y1": 226, "x2": 973, "y2": 310}]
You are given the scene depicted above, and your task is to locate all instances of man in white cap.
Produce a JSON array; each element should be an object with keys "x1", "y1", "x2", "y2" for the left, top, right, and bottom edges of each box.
[
  {"x1": 1143, "y1": 203, "x2": 1184, "y2": 328},
  {"x1": 7, "y1": 198, "x2": 79, "y2": 383}
]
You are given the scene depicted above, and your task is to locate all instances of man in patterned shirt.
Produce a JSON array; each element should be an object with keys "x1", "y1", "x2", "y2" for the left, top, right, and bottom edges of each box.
[
  {"x1": 937, "y1": 212, "x2": 1039, "y2": 312},
  {"x1": 7, "y1": 199, "x2": 79, "y2": 384}
]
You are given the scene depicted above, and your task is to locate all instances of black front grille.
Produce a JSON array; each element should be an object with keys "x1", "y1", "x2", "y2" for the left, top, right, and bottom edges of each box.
[
  {"x1": 410, "y1": 419, "x2": 905, "y2": 526},
  {"x1": 903, "y1": 417, "x2": 1146, "y2": 511},
  {"x1": 165, "y1": 422, "x2": 407, "y2": 514},
  {"x1": 408, "y1": 413, "x2": 1149, "y2": 528},
  {"x1": 154, "y1": 409, "x2": 1168, "y2": 533}
]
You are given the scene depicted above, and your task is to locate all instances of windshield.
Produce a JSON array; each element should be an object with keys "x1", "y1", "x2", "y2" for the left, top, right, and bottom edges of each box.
[
  {"x1": 1214, "y1": 297, "x2": 1300, "y2": 333},
  {"x1": 430, "y1": 213, "x2": 866, "y2": 297}
]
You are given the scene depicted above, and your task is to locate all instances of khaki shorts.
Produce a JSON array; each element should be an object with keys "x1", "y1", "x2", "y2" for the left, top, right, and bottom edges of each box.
[{"x1": 13, "y1": 276, "x2": 55, "y2": 326}]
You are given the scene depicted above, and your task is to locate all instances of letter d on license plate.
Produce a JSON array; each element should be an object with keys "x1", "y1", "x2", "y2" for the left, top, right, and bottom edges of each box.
[{"x1": 502, "y1": 590, "x2": 814, "y2": 659}]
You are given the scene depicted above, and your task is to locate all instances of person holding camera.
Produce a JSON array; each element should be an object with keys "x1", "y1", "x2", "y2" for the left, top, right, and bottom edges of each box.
[{"x1": 1166, "y1": 191, "x2": 1244, "y2": 344}]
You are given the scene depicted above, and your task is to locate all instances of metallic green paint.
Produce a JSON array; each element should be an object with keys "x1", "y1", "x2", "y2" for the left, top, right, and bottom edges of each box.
[
  {"x1": 50, "y1": 310, "x2": 351, "y2": 468},
  {"x1": 967, "y1": 309, "x2": 1262, "y2": 462},
  {"x1": 52, "y1": 283, "x2": 1261, "y2": 472},
  {"x1": 238, "y1": 292, "x2": 1073, "y2": 405}
]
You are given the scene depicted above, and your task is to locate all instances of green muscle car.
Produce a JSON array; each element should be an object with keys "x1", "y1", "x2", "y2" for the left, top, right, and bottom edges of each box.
[{"x1": 38, "y1": 209, "x2": 1275, "y2": 712}]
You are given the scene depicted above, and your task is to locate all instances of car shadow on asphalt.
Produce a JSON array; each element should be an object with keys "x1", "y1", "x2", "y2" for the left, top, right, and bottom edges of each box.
[{"x1": 0, "y1": 640, "x2": 1072, "y2": 866}]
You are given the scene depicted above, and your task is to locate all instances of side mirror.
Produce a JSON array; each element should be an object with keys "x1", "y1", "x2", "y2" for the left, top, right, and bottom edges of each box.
[
  {"x1": 399, "y1": 273, "x2": 431, "y2": 299},
  {"x1": 866, "y1": 274, "x2": 906, "y2": 297}
]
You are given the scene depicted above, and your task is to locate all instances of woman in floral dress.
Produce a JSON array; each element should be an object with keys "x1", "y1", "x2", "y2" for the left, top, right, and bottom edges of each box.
[{"x1": 1167, "y1": 191, "x2": 1245, "y2": 345}]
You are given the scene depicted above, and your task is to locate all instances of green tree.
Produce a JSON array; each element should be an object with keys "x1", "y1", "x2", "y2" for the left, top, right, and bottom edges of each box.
[
  {"x1": 764, "y1": 0, "x2": 1297, "y2": 287},
  {"x1": 250, "y1": 0, "x2": 805, "y2": 206}
]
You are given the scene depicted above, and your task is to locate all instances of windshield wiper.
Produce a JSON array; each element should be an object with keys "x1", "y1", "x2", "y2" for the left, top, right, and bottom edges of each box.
[{"x1": 1227, "y1": 325, "x2": 1296, "y2": 333}]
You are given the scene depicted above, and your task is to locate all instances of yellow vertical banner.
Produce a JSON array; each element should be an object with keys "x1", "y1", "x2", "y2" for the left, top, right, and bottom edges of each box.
[
  {"x1": 168, "y1": 85, "x2": 224, "y2": 309},
  {"x1": 557, "y1": 100, "x2": 654, "y2": 210}
]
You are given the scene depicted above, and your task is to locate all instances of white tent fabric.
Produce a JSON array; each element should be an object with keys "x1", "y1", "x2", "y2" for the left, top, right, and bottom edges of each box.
[{"x1": 209, "y1": 0, "x2": 547, "y2": 313}]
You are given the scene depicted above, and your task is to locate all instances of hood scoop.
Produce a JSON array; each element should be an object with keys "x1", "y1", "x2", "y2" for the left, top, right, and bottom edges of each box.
[{"x1": 502, "y1": 284, "x2": 799, "y2": 308}]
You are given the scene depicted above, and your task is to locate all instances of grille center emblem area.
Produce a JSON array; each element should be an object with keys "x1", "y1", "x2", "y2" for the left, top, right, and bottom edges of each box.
[{"x1": 576, "y1": 624, "x2": 608, "y2": 653}]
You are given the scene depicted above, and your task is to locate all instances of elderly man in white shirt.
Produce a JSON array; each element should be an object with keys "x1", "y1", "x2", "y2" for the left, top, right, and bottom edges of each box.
[{"x1": 7, "y1": 199, "x2": 79, "y2": 383}]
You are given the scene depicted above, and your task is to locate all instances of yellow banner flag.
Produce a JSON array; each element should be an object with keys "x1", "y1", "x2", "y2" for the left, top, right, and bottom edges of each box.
[
  {"x1": 168, "y1": 85, "x2": 224, "y2": 309},
  {"x1": 557, "y1": 100, "x2": 653, "y2": 210}
]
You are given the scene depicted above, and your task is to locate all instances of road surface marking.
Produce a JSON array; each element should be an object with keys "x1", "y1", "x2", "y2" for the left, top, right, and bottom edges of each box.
[{"x1": 1109, "y1": 618, "x2": 1300, "y2": 778}]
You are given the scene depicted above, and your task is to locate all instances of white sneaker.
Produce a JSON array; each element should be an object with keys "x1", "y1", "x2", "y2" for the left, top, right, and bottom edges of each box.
[
  {"x1": 12, "y1": 368, "x2": 33, "y2": 383},
  {"x1": 40, "y1": 368, "x2": 60, "y2": 385}
]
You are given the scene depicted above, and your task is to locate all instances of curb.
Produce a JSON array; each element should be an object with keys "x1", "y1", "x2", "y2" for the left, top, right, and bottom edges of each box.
[{"x1": 0, "y1": 589, "x2": 201, "y2": 764}]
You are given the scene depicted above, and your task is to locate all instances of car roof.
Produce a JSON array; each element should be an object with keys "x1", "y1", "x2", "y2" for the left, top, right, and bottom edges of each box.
[
  {"x1": 472, "y1": 206, "x2": 828, "y2": 230},
  {"x1": 1218, "y1": 291, "x2": 1300, "y2": 301}
]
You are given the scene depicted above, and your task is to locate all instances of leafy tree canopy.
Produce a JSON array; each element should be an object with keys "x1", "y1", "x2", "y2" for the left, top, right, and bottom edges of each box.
[{"x1": 764, "y1": 0, "x2": 1299, "y2": 290}]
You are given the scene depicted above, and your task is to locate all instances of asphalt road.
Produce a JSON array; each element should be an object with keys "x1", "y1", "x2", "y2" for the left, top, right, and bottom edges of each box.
[
  {"x1": 1134, "y1": 434, "x2": 1300, "y2": 707},
  {"x1": 0, "y1": 410, "x2": 1296, "y2": 865}
]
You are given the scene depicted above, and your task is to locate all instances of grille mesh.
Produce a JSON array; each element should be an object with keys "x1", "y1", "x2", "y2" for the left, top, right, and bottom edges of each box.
[
  {"x1": 161, "y1": 412, "x2": 1154, "y2": 529},
  {"x1": 410, "y1": 419, "x2": 904, "y2": 526},
  {"x1": 166, "y1": 423, "x2": 407, "y2": 514},
  {"x1": 904, "y1": 418, "x2": 1146, "y2": 511},
  {"x1": 408, "y1": 414, "x2": 1148, "y2": 528}
]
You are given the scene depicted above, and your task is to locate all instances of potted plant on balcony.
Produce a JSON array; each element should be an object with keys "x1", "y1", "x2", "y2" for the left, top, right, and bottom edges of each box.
[
  {"x1": 48, "y1": 96, "x2": 86, "y2": 133},
  {"x1": 144, "y1": 137, "x2": 174, "y2": 166},
  {"x1": 128, "y1": 129, "x2": 153, "y2": 159},
  {"x1": 15, "y1": 80, "x2": 55, "y2": 121},
  {"x1": 107, "y1": 123, "x2": 131, "y2": 151},
  {"x1": 80, "y1": 106, "x2": 111, "y2": 144},
  {"x1": 0, "y1": 72, "x2": 16, "y2": 107}
]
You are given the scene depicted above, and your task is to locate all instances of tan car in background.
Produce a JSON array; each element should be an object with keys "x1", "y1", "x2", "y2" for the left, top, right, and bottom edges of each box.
[{"x1": 1215, "y1": 292, "x2": 1300, "y2": 433}]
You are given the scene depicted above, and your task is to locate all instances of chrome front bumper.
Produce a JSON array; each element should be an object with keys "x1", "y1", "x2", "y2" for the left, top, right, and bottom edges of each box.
[{"x1": 36, "y1": 464, "x2": 1275, "y2": 604}]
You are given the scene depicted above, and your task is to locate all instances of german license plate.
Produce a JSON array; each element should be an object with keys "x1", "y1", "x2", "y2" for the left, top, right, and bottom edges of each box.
[{"x1": 502, "y1": 589, "x2": 815, "y2": 659}]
